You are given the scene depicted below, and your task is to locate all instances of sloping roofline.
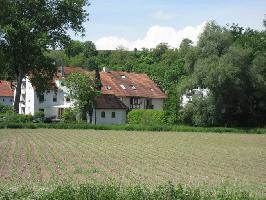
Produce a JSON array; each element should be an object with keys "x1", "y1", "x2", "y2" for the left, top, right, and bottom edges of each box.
[{"x1": 100, "y1": 70, "x2": 167, "y2": 99}]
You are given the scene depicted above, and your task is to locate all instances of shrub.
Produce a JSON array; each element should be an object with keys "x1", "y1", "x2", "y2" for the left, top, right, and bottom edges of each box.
[
  {"x1": 0, "y1": 183, "x2": 258, "y2": 200},
  {"x1": 178, "y1": 95, "x2": 217, "y2": 127},
  {"x1": 34, "y1": 111, "x2": 45, "y2": 119},
  {"x1": 62, "y1": 109, "x2": 77, "y2": 122},
  {"x1": 0, "y1": 103, "x2": 13, "y2": 113},
  {"x1": 128, "y1": 110, "x2": 166, "y2": 125},
  {"x1": 0, "y1": 113, "x2": 33, "y2": 123}
]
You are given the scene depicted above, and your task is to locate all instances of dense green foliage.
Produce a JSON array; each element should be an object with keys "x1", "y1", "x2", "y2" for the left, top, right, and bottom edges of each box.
[
  {"x1": 0, "y1": 113, "x2": 32, "y2": 123},
  {"x1": 0, "y1": 121, "x2": 265, "y2": 134},
  {"x1": 0, "y1": 0, "x2": 89, "y2": 112},
  {"x1": 64, "y1": 72, "x2": 99, "y2": 120},
  {"x1": 0, "y1": 183, "x2": 260, "y2": 200},
  {"x1": 62, "y1": 109, "x2": 77, "y2": 122},
  {"x1": 128, "y1": 110, "x2": 166, "y2": 125},
  {"x1": 184, "y1": 22, "x2": 266, "y2": 127},
  {"x1": 0, "y1": 103, "x2": 12, "y2": 113},
  {"x1": 49, "y1": 19, "x2": 266, "y2": 127}
]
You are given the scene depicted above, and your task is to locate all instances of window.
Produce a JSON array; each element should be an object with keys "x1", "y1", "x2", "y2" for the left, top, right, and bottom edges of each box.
[
  {"x1": 130, "y1": 85, "x2": 136, "y2": 90},
  {"x1": 39, "y1": 94, "x2": 44, "y2": 103},
  {"x1": 2, "y1": 98, "x2": 4, "y2": 102},
  {"x1": 66, "y1": 97, "x2": 70, "y2": 102},
  {"x1": 53, "y1": 95, "x2": 57, "y2": 102},
  {"x1": 10, "y1": 99, "x2": 13, "y2": 102},
  {"x1": 121, "y1": 75, "x2": 126, "y2": 79},
  {"x1": 112, "y1": 112, "x2": 116, "y2": 118},
  {"x1": 106, "y1": 85, "x2": 112, "y2": 90},
  {"x1": 39, "y1": 109, "x2": 44, "y2": 112},
  {"x1": 101, "y1": 111, "x2": 105, "y2": 118},
  {"x1": 130, "y1": 97, "x2": 140, "y2": 109},
  {"x1": 134, "y1": 98, "x2": 139, "y2": 104},
  {"x1": 120, "y1": 84, "x2": 126, "y2": 90}
]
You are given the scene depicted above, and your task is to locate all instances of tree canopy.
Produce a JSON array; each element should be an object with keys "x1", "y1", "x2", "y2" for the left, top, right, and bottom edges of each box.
[{"x1": 0, "y1": 0, "x2": 89, "y2": 112}]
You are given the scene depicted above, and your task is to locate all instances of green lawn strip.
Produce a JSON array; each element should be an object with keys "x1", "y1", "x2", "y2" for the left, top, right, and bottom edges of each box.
[
  {"x1": 0, "y1": 183, "x2": 261, "y2": 200},
  {"x1": 0, "y1": 122, "x2": 265, "y2": 134}
]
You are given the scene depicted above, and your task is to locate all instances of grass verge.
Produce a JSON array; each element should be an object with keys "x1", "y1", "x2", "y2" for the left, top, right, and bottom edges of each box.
[
  {"x1": 0, "y1": 122, "x2": 265, "y2": 134},
  {"x1": 0, "y1": 183, "x2": 262, "y2": 200}
]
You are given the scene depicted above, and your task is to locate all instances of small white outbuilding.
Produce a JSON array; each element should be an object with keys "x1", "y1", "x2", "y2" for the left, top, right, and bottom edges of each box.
[{"x1": 88, "y1": 95, "x2": 128, "y2": 125}]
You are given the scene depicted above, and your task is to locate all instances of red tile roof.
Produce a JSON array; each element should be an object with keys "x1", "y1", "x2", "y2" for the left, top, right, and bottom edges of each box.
[
  {"x1": 100, "y1": 71, "x2": 167, "y2": 99},
  {"x1": 0, "y1": 80, "x2": 13, "y2": 97},
  {"x1": 94, "y1": 95, "x2": 128, "y2": 109},
  {"x1": 55, "y1": 66, "x2": 94, "y2": 79}
]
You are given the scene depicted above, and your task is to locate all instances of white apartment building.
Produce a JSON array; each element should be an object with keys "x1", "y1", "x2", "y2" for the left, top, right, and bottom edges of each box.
[
  {"x1": 181, "y1": 87, "x2": 209, "y2": 107},
  {"x1": 19, "y1": 72, "x2": 74, "y2": 118}
]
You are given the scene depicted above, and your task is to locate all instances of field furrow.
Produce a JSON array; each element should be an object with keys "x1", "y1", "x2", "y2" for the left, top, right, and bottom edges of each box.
[{"x1": 0, "y1": 129, "x2": 265, "y2": 195}]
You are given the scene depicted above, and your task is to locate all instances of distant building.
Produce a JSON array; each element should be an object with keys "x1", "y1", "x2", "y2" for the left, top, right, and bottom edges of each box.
[
  {"x1": 18, "y1": 66, "x2": 91, "y2": 117},
  {"x1": 89, "y1": 94, "x2": 128, "y2": 125},
  {"x1": 17, "y1": 66, "x2": 167, "y2": 124},
  {"x1": 181, "y1": 87, "x2": 209, "y2": 107},
  {"x1": 100, "y1": 67, "x2": 167, "y2": 110},
  {"x1": 0, "y1": 80, "x2": 14, "y2": 106}
]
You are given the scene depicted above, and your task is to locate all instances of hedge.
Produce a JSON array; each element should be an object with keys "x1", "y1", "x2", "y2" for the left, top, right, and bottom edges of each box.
[
  {"x1": 0, "y1": 183, "x2": 260, "y2": 200},
  {"x1": 0, "y1": 122, "x2": 265, "y2": 134},
  {"x1": 127, "y1": 109, "x2": 166, "y2": 125}
]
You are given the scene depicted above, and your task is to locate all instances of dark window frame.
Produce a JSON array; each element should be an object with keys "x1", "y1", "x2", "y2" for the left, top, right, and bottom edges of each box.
[
  {"x1": 111, "y1": 112, "x2": 116, "y2": 118},
  {"x1": 101, "y1": 111, "x2": 105, "y2": 118}
]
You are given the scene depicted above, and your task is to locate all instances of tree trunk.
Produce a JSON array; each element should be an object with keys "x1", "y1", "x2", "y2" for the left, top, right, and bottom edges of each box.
[{"x1": 14, "y1": 70, "x2": 24, "y2": 113}]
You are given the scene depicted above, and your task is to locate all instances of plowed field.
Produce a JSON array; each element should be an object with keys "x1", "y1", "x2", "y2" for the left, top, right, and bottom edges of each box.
[{"x1": 0, "y1": 129, "x2": 265, "y2": 195}]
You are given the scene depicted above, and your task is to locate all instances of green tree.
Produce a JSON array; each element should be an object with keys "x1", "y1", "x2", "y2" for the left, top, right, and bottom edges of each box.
[
  {"x1": 0, "y1": 0, "x2": 89, "y2": 113},
  {"x1": 64, "y1": 73, "x2": 99, "y2": 121},
  {"x1": 84, "y1": 41, "x2": 98, "y2": 58},
  {"x1": 65, "y1": 40, "x2": 85, "y2": 58}
]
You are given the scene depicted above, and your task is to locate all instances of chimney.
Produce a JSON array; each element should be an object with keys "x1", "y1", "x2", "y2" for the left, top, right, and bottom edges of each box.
[
  {"x1": 102, "y1": 66, "x2": 110, "y2": 73},
  {"x1": 61, "y1": 65, "x2": 64, "y2": 77}
]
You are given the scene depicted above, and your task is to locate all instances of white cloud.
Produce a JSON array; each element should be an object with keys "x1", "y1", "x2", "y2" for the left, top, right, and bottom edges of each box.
[
  {"x1": 151, "y1": 10, "x2": 177, "y2": 20},
  {"x1": 95, "y1": 22, "x2": 206, "y2": 50}
]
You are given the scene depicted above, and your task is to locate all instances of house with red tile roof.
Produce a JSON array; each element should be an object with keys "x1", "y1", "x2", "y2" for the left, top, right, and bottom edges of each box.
[
  {"x1": 18, "y1": 66, "x2": 166, "y2": 124},
  {"x1": 89, "y1": 94, "x2": 128, "y2": 125},
  {"x1": 100, "y1": 67, "x2": 166, "y2": 110},
  {"x1": 0, "y1": 80, "x2": 14, "y2": 106}
]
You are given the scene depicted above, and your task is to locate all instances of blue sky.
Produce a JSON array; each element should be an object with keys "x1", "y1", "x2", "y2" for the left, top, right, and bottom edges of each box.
[{"x1": 71, "y1": 0, "x2": 266, "y2": 49}]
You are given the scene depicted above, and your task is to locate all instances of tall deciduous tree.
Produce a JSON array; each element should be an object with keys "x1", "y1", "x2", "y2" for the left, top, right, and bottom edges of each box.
[
  {"x1": 0, "y1": 0, "x2": 89, "y2": 113},
  {"x1": 64, "y1": 72, "x2": 99, "y2": 120}
]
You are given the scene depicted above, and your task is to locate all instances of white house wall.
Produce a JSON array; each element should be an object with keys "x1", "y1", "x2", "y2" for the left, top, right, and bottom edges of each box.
[
  {"x1": 91, "y1": 109, "x2": 127, "y2": 125},
  {"x1": 152, "y1": 99, "x2": 164, "y2": 110},
  {"x1": 19, "y1": 77, "x2": 74, "y2": 118},
  {"x1": 118, "y1": 97, "x2": 164, "y2": 110}
]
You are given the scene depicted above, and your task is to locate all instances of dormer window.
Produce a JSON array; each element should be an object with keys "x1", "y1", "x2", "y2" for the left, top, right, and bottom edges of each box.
[
  {"x1": 131, "y1": 85, "x2": 136, "y2": 90},
  {"x1": 121, "y1": 75, "x2": 126, "y2": 79},
  {"x1": 120, "y1": 84, "x2": 126, "y2": 90}
]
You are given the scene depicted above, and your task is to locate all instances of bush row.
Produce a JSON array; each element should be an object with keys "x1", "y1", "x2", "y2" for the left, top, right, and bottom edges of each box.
[
  {"x1": 0, "y1": 122, "x2": 265, "y2": 134},
  {"x1": 0, "y1": 183, "x2": 259, "y2": 200},
  {"x1": 128, "y1": 109, "x2": 166, "y2": 125}
]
